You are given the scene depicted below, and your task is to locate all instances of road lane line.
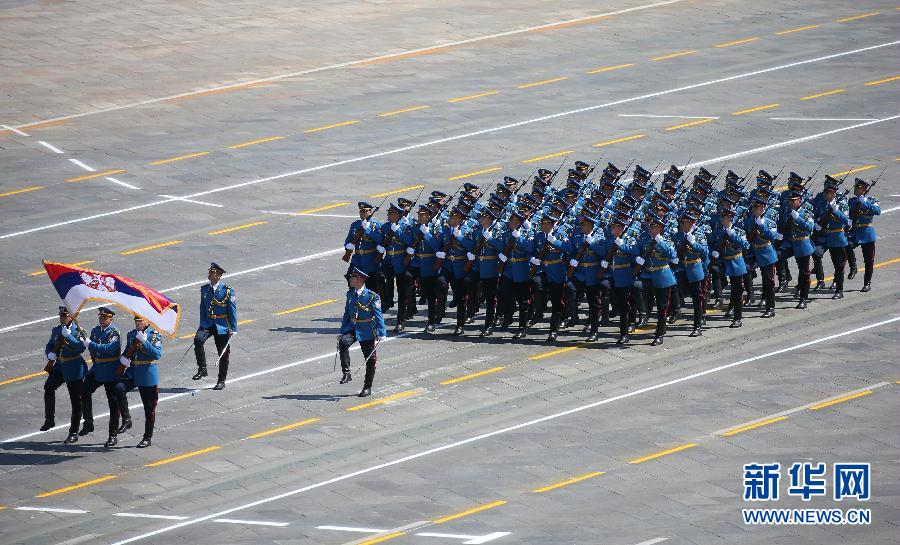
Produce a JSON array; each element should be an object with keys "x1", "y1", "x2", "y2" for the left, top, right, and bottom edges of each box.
[
  {"x1": 532, "y1": 471, "x2": 605, "y2": 493},
  {"x1": 66, "y1": 169, "x2": 126, "y2": 182},
  {"x1": 68, "y1": 158, "x2": 94, "y2": 171},
  {"x1": 594, "y1": 134, "x2": 645, "y2": 147},
  {"x1": 1, "y1": 124, "x2": 29, "y2": 136},
  {"x1": 865, "y1": 75, "x2": 900, "y2": 86},
  {"x1": 296, "y1": 202, "x2": 350, "y2": 214},
  {"x1": 247, "y1": 418, "x2": 320, "y2": 439},
  {"x1": 433, "y1": 500, "x2": 507, "y2": 523},
  {"x1": 529, "y1": 345, "x2": 584, "y2": 360},
  {"x1": 586, "y1": 63, "x2": 635, "y2": 74},
  {"x1": 304, "y1": 120, "x2": 359, "y2": 133},
  {"x1": 0, "y1": 371, "x2": 47, "y2": 386},
  {"x1": 213, "y1": 518, "x2": 289, "y2": 527},
  {"x1": 207, "y1": 221, "x2": 268, "y2": 236},
  {"x1": 358, "y1": 532, "x2": 406, "y2": 545},
  {"x1": 800, "y1": 89, "x2": 845, "y2": 100},
  {"x1": 0, "y1": 186, "x2": 44, "y2": 198},
  {"x1": 119, "y1": 240, "x2": 183, "y2": 255},
  {"x1": 447, "y1": 90, "x2": 501, "y2": 103},
  {"x1": 5, "y1": 41, "x2": 898, "y2": 241},
  {"x1": 227, "y1": 136, "x2": 285, "y2": 149},
  {"x1": 145, "y1": 446, "x2": 222, "y2": 467},
  {"x1": 732, "y1": 103, "x2": 780, "y2": 115},
  {"x1": 651, "y1": 50, "x2": 696, "y2": 61},
  {"x1": 835, "y1": 12, "x2": 879, "y2": 23},
  {"x1": 115, "y1": 513, "x2": 189, "y2": 520},
  {"x1": 104, "y1": 316, "x2": 900, "y2": 545},
  {"x1": 517, "y1": 76, "x2": 569, "y2": 89},
  {"x1": 378, "y1": 105, "x2": 431, "y2": 117},
  {"x1": 619, "y1": 114, "x2": 718, "y2": 119},
  {"x1": 272, "y1": 299, "x2": 337, "y2": 316},
  {"x1": 522, "y1": 150, "x2": 573, "y2": 163},
  {"x1": 106, "y1": 177, "x2": 140, "y2": 190},
  {"x1": 38, "y1": 140, "x2": 64, "y2": 153},
  {"x1": 16, "y1": 506, "x2": 88, "y2": 514},
  {"x1": 719, "y1": 415, "x2": 788, "y2": 436},
  {"x1": 148, "y1": 152, "x2": 209, "y2": 166},
  {"x1": 775, "y1": 24, "x2": 821, "y2": 35},
  {"x1": 346, "y1": 390, "x2": 418, "y2": 412},
  {"x1": 829, "y1": 165, "x2": 877, "y2": 177},
  {"x1": 158, "y1": 194, "x2": 222, "y2": 207},
  {"x1": 36, "y1": 475, "x2": 117, "y2": 498},
  {"x1": 370, "y1": 185, "x2": 425, "y2": 198},
  {"x1": 28, "y1": 260, "x2": 94, "y2": 276},
  {"x1": 715, "y1": 37, "x2": 759, "y2": 48},
  {"x1": 449, "y1": 167, "x2": 501, "y2": 180},
  {"x1": 810, "y1": 390, "x2": 873, "y2": 410},
  {"x1": 628, "y1": 443, "x2": 697, "y2": 464},
  {"x1": 317, "y1": 525, "x2": 389, "y2": 533},
  {"x1": 664, "y1": 118, "x2": 714, "y2": 131},
  {"x1": 441, "y1": 367, "x2": 506, "y2": 385}
]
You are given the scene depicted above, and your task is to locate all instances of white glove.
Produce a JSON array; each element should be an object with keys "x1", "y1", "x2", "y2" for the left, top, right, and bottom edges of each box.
[
  {"x1": 831, "y1": 202, "x2": 839, "y2": 212},
  {"x1": 790, "y1": 209, "x2": 799, "y2": 220},
  {"x1": 344, "y1": 243, "x2": 355, "y2": 251},
  {"x1": 569, "y1": 259, "x2": 579, "y2": 267},
  {"x1": 547, "y1": 234, "x2": 556, "y2": 243},
  {"x1": 530, "y1": 257, "x2": 541, "y2": 266},
  {"x1": 406, "y1": 247, "x2": 415, "y2": 255},
  {"x1": 466, "y1": 252, "x2": 476, "y2": 261},
  {"x1": 376, "y1": 336, "x2": 387, "y2": 342},
  {"x1": 654, "y1": 234, "x2": 664, "y2": 243},
  {"x1": 483, "y1": 230, "x2": 493, "y2": 241},
  {"x1": 390, "y1": 222, "x2": 400, "y2": 232},
  {"x1": 773, "y1": 232, "x2": 784, "y2": 241},
  {"x1": 859, "y1": 195, "x2": 868, "y2": 205},
  {"x1": 498, "y1": 253, "x2": 508, "y2": 263},
  {"x1": 419, "y1": 224, "x2": 429, "y2": 234},
  {"x1": 635, "y1": 256, "x2": 646, "y2": 265},
  {"x1": 615, "y1": 237, "x2": 625, "y2": 247},
  {"x1": 436, "y1": 251, "x2": 447, "y2": 259},
  {"x1": 119, "y1": 356, "x2": 131, "y2": 366},
  {"x1": 813, "y1": 224, "x2": 822, "y2": 231},
  {"x1": 135, "y1": 330, "x2": 147, "y2": 343},
  {"x1": 687, "y1": 234, "x2": 696, "y2": 245},
  {"x1": 361, "y1": 220, "x2": 370, "y2": 230},
  {"x1": 671, "y1": 257, "x2": 679, "y2": 265},
  {"x1": 512, "y1": 229, "x2": 522, "y2": 238},
  {"x1": 452, "y1": 227, "x2": 463, "y2": 238},
  {"x1": 376, "y1": 245, "x2": 386, "y2": 254},
  {"x1": 755, "y1": 217, "x2": 764, "y2": 226},
  {"x1": 585, "y1": 234, "x2": 595, "y2": 244},
  {"x1": 600, "y1": 279, "x2": 610, "y2": 288},
  {"x1": 726, "y1": 228, "x2": 735, "y2": 236},
  {"x1": 600, "y1": 260, "x2": 609, "y2": 268},
  {"x1": 523, "y1": 220, "x2": 532, "y2": 230},
  {"x1": 47, "y1": 352, "x2": 57, "y2": 361},
  {"x1": 711, "y1": 250, "x2": 720, "y2": 258}
]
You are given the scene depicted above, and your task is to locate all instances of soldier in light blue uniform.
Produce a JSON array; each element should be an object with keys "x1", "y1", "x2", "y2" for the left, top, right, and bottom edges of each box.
[
  {"x1": 567, "y1": 214, "x2": 607, "y2": 341},
  {"x1": 444, "y1": 207, "x2": 478, "y2": 336},
  {"x1": 782, "y1": 190, "x2": 815, "y2": 309},
  {"x1": 848, "y1": 177, "x2": 881, "y2": 292},
  {"x1": 115, "y1": 315, "x2": 162, "y2": 448},
  {"x1": 474, "y1": 208, "x2": 503, "y2": 337},
  {"x1": 42, "y1": 306, "x2": 89, "y2": 443},
  {"x1": 193, "y1": 263, "x2": 238, "y2": 390},
  {"x1": 672, "y1": 213, "x2": 710, "y2": 337},
  {"x1": 531, "y1": 208, "x2": 570, "y2": 341},
  {"x1": 635, "y1": 213, "x2": 677, "y2": 346},
  {"x1": 499, "y1": 210, "x2": 536, "y2": 339},
  {"x1": 78, "y1": 307, "x2": 123, "y2": 445},
  {"x1": 344, "y1": 201, "x2": 384, "y2": 294},
  {"x1": 606, "y1": 213, "x2": 639, "y2": 345},
  {"x1": 409, "y1": 205, "x2": 446, "y2": 333},
  {"x1": 745, "y1": 198, "x2": 783, "y2": 317},
  {"x1": 708, "y1": 208, "x2": 749, "y2": 328},
  {"x1": 813, "y1": 176, "x2": 851, "y2": 299},
  {"x1": 338, "y1": 268, "x2": 387, "y2": 397}
]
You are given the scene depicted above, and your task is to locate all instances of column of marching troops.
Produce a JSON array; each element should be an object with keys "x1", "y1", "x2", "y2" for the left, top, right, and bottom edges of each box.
[{"x1": 342, "y1": 159, "x2": 882, "y2": 347}]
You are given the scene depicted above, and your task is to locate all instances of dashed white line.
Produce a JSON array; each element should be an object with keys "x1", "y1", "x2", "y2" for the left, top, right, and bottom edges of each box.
[
  {"x1": 316, "y1": 525, "x2": 389, "y2": 533},
  {"x1": 114, "y1": 513, "x2": 190, "y2": 520},
  {"x1": 416, "y1": 531, "x2": 511, "y2": 544},
  {"x1": 15, "y1": 506, "x2": 89, "y2": 514},
  {"x1": 158, "y1": 194, "x2": 223, "y2": 207},
  {"x1": 106, "y1": 177, "x2": 140, "y2": 190},
  {"x1": 1, "y1": 124, "x2": 29, "y2": 136},
  {"x1": 213, "y1": 518, "x2": 290, "y2": 527},
  {"x1": 770, "y1": 117, "x2": 880, "y2": 121},
  {"x1": 38, "y1": 140, "x2": 64, "y2": 154},
  {"x1": 634, "y1": 539, "x2": 669, "y2": 545},
  {"x1": 67, "y1": 158, "x2": 94, "y2": 171}
]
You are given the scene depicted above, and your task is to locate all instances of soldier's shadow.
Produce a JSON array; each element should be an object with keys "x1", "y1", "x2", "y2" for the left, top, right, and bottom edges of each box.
[
  {"x1": 268, "y1": 327, "x2": 336, "y2": 334},
  {"x1": 264, "y1": 394, "x2": 353, "y2": 402}
]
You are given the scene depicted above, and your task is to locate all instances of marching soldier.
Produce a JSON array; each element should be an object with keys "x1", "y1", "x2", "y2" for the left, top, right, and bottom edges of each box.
[
  {"x1": 746, "y1": 198, "x2": 782, "y2": 318},
  {"x1": 78, "y1": 307, "x2": 122, "y2": 444},
  {"x1": 848, "y1": 177, "x2": 881, "y2": 292},
  {"x1": 672, "y1": 212, "x2": 710, "y2": 336},
  {"x1": 41, "y1": 306, "x2": 88, "y2": 443},
  {"x1": 474, "y1": 208, "x2": 503, "y2": 337},
  {"x1": 606, "y1": 213, "x2": 638, "y2": 345},
  {"x1": 338, "y1": 268, "x2": 387, "y2": 397},
  {"x1": 636, "y1": 214, "x2": 677, "y2": 346},
  {"x1": 813, "y1": 176, "x2": 851, "y2": 299},
  {"x1": 709, "y1": 208, "x2": 749, "y2": 328},
  {"x1": 193, "y1": 263, "x2": 237, "y2": 390},
  {"x1": 114, "y1": 315, "x2": 162, "y2": 448},
  {"x1": 343, "y1": 201, "x2": 384, "y2": 294},
  {"x1": 782, "y1": 190, "x2": 816, "y2": 309}
]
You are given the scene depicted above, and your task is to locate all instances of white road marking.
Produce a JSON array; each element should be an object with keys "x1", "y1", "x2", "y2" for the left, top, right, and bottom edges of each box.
[
  {"x1": 106, "y1": 177, "x2": 140, "y2": 190},
  {"x1": 2, "y1": 40, "x2": 896, "y2": 241},
  {"x1": 770, "y1": 117, "x2": 880, "y2": 121},
  {"x1": 67, "y1": 158, "x2": 94, "y2": 171},
  {"x1": 5, "y1": 0, "x2": 686, "y2": 131},
  {"x1": 882, "y1": 205, "x2": 900, "y2": 213},
  {"x1": 213, "y1": 518, "x2": 290, "y2": 527},
  {"x1": 105, "y1": 317, "x2": 900, "y2": 545},
  {"x1": 15, "y1": 506, "x2": 89, "y2": 514},
  {"x1": 416, "y1": 531, "x2": 511, "y2": 544},
  {"x1": 1, "y1": 124, "x2": 29, "y2": 136},
  {"x1": 316, "y1": 525, "x2": 389, "y2": 533},
  {"x1": 634, "y1": 539, "x2": 669, "y2": 545},
  {"x1": 38, "y1": 140, "x2": 64, "y2": 154},
  {"x1": 619, "y1": 114, "x2": 719, "y2": 119},
  {"x1": 293, "y1": 213, "x2": 360, "y2": 218},
  {"x1": 158, "y1": 194, "x2": 222, "y2": 207},
  {"x1": 115, "y1": 513, "x2": 190, "y2": 520}
]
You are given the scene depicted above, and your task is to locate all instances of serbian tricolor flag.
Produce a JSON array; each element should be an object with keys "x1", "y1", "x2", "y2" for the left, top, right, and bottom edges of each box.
[{"x1": 43, "y1": 261, "x2": 180, "y2": 338}]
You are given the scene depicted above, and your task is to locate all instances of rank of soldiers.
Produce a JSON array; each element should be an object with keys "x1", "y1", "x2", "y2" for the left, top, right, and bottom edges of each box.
[{"x1": 341, "y1": 158, "x2": 882, "y2": 348}]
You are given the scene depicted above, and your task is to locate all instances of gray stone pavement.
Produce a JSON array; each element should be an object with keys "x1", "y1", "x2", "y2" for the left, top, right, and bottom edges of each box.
[{"x1": 0, "y1": 1, "x2": 898, "y2": 544}]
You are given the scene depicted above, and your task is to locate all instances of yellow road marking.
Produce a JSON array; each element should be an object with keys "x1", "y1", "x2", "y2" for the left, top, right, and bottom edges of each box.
[
  {"x1": 441, "y1": 367, "x2": 506, "y2": 385},
  {"x1": 297, "y1": 202, "x2": 350, "y2": 214},
  {"x1": 822, "y1": 257, "x2": 900, "y2": 283},
  {"x1": 119, "y1": 240, "x2": 183, "y2": 255},
  {"x1": 227, "y1": 136, "x2": 285, "y2": 149},
  {"x1": 237, "y1": 319, "x2": 255, "y2": 326},
  {"x1": 166, "y1": 82, "x2": 270, "y2": 101},
  {"x1": 865, "y1": 75, "x2": 900, "y2": 86},
  {"x1": 346, "y1": 390, "x2": 418, "y2": 412},
  {"x1": 532, "y1": 471, "x2": 605, "y2": 493},
  {"x1": 529, "y1": 344, "x2": 584, "y2": 360},
  {"x1": 651, "y1": 50, "x2": 696, "y2": 61},
  {"x1": 801, "y1": 89, "x2": 845, "y2": 100},
  {"x1": 29, "y1": 260, "x2": 94, "y2": 276},
  {"x1": 378, "y1": 105, "x2": 431, "y2": 117},
  {"x1": 0, "y1": 186, "x2": 44, "y2": 198},
  {"x1": 433, "y1": 500, "x2": 507, "y2": 523},
  {"x1": 356, "y1": 46, "x2": 449, "y2": 66},
  {"x1": 528, "y1": 14, "x2": 612, "y2": 33},
  {"x1": 449, "y1": 167, "x2": 501, "y2": 180},
  {"x1": 732, "y1": 103, "x2": 780, "y2": 115},
  {"x1": 273, "y1": 299, "x2": 337, "y2": 316},
  {"x1": 208, "y1": 221, "x2": 268, "y2": 236},
  {"x1": 358, "y1": 532, "x2": 406, "y2": 545},
  {"x1": 36, "y1": 475, "x2": 117, "y2": 498},
  {"x1": 0, "y1": 371, "x2": 47, "y2": 387},
  {"x1": 247, "y1": 418, "x2": 320, "y2": 439},
  {"x1": 629, "y1": 443, "x2": 697, "y2": 464},
  {"x1": 517, "y1": 76, "x2": 569, "y2": 89},
  {"x1": 775, "y1": 24, "x2": 821, "y2": 35},
  {"x1": 664, "y1": 118, "x2": 714, "y2": 131},
  {"x1": 835, "y1": 12, "x2": 879, "y2": 23},
  {"x1": 829, "y1": 165, "x2": 876, "y2": 177},
  {"x1": 586, "y1": 63, "x2": 635, "y2": 74},
  {"x1": 447, "y1": 90, "x2": 501, "y2": 103},
  {"x1": 720, "y1": 416, "x2": 788, "y2": 437},
  {"x1": 522, "y1": 150, "x2": 574, "y2": 164},
  {"x1": 148, "y1": 152, "x2": 209, "y2": 166},
  {"x1": 593, "y1": 134, "x2": 645, "y2": 147},
  {"x1": 715, "y1": 37, "x2": 759, "y2": 48},
  {"x1": 145, "y1": 446, "x2": 222, "y2": 467},
  {"x1": 179, "y1": 333, "x2": 194, "y2": 340},
  {"x1": 371, "y1": 185, "x2": 425, "y2": 198},
  {"x1": 303, "y1": 120, "x2": 359, "y2": 133},
  {"x1": 810, "y1": 390, "x2": 872, "y2": 410},
  {"x1": 66, "y1": 169, "x2": 126, "y2": 182}
]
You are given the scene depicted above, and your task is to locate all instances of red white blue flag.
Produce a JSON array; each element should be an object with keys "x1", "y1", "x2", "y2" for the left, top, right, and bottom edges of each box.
[{"x1": 43, "y1": 261, "x2": 180, "y2": 337}]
